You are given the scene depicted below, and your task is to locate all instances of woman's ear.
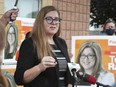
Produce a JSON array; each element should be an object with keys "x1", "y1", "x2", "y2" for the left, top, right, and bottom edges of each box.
[{"x1": 0, "y1": 74, "x2": 9, "y2": 87}]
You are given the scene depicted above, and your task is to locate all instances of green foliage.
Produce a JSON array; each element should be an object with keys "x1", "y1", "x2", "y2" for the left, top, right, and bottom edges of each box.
[{"x1": 90, "y1": 0, "x2": 116, "y2": 27}]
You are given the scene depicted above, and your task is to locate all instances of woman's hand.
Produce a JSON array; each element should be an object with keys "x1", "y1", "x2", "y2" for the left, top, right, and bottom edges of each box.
[
  {"x1": 23, "y1": 56, "x2": 57, "y2": 83},
  {"x1": 40, "y1": 56, "x2": 57, "y2": 71},
  {"x1": 0, "y1": 8, "x2": 19, "y2": 28}
]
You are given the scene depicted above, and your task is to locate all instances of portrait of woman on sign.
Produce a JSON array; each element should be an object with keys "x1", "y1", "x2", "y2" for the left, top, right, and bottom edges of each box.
[
  {"x1": 76, "y1": 40, "x2": 115, "y2": 86},
  {"x1": 4, "y1": 23, "x2": 18, "y2": 59}
]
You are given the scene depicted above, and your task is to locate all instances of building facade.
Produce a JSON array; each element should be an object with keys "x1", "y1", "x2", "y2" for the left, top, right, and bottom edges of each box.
[{"x1": 0, "y1": 0, "x2": 90, "y2": 50}]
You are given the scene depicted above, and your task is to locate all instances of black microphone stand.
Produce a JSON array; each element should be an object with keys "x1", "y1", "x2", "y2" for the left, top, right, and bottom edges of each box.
[{"x1": 97, "y1": 84, "x2": 100, "y2": 87}]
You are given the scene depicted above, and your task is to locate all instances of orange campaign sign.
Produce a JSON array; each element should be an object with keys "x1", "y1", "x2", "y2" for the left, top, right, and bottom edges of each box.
[
  {"x1": 71, "y1": 36, "x2": 116, "y2": 85},
  {"x1": 15, "y1": 17, "x2": 35, "y2": 44},
  {"x1": 3, "y1": 17, "x2": 35, "y2": 65}
]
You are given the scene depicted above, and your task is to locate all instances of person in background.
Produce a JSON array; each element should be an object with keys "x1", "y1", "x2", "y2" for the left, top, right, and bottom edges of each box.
[
  {"x1": 76, "y1": 40, "x2": 115, "y2": 86},
  {"x1": 0, "y1": 8, "x2": 19, "y2": 87},
  {"x1": 14, "y1": 6, "x2": 72, "y2": 87},
  {"x1": 100, "y1": 18, "x2": 116, "y2": 35},
  {"x1": 15, "y1": 31, "x2": 31, "y2": 61},
  {"x1": 25, "y1": 31, "x2": 31, "y2": 39}
]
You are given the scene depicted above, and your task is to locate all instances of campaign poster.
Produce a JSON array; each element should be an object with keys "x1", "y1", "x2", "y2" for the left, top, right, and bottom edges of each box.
[
  {"x1": 71, "y1": 36, "x2": 116, "y2": 86},
  {"x1": 3, "y1": 17, "x2": 35, "y2": 64}
]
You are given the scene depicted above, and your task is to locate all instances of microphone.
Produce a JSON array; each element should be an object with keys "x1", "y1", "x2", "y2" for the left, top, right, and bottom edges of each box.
[
  {"x1": 71, "y1": 68, "x2": 78, "y2": 81},
  {"x1": 76, "y1": 71, "x2": 111, "y2": 87},
  {"x1": 67, "y1": 63, "x2": 80, "y2": 81},
  {"x1": 76, "y1": 71, "x2": 96, "y2": 84},
  {"x1": 67, "y1": 63, "x2": 80, "y2": 76}
]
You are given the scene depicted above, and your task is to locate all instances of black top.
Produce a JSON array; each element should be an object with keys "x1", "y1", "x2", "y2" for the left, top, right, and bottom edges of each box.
[
  {"x1": 14, "y1": 36, "x2": 72, "y2": 87},
  {"x1": 51, "y1": 44, "x2": 67, "y2": 87}
]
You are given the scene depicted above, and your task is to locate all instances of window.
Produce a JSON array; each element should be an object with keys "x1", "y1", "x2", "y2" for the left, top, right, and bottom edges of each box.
[{"x1": 5, "y1": 0, "x2": 41, "y2": 18}]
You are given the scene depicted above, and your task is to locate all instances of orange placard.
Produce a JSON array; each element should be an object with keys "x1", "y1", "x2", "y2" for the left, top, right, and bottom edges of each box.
[
  {"x1": 15, "y1": 17, "x2": 35, "y2": 45},
  {"x1": 3, "y1": 18, "x2": 35, "y2": 64},
  {"x1": 71, "y1": 36, "x2": 116, "y2": 82}
]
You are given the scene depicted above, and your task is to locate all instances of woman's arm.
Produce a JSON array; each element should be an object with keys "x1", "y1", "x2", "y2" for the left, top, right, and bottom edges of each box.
[
  {"x1": 14, "y1": 39, "x2": 57, "y2": 84},
  {"x1": 23, "y1": 63, "x2": 45, "y2": 83},
  {"x1": 0, "y1": 8, "x2": 19, "y2": 87},
  {"x1": 23, "y1": 56, "x2": 57, "y2": 83}
]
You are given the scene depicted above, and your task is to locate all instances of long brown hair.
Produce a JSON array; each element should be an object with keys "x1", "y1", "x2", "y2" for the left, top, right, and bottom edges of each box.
[{"x1": 31, "y1": 6, "x2": 61, "y2": 59}]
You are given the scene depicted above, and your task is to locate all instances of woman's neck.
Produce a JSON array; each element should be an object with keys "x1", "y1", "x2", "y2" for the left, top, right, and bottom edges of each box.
[
  {"x1": 48, "y1": 39, "x2": 55, "y2": 44},
  {"x1": 47, "y1": 36, "x2": 55, "y2": 44}
]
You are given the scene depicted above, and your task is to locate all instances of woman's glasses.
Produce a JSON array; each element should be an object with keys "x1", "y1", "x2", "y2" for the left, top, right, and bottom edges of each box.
[
  {"x1": 44, "y1": 16, "x2": 62, "y2": 24},
  {"x1": 80, "y1": 54, "x2": 95, "y2": 60}
]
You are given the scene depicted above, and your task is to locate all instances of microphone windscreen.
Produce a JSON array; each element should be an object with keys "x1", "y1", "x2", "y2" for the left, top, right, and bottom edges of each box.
[
  {"x1": 83, "y1": 74, "x2": 96, "y2": 84},
  {"x1": 76, "y1": 71, "x2": 97, "y2": 84}
]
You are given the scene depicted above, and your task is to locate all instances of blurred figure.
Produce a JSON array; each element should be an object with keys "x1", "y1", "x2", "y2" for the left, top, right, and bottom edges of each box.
[
  {"x1": 15, "y1": 31, "x2": 31, "y2": 61},
  {"x1": 25, "y1": 31, "x2": 31, "y2": 39},
  {"x1": 101, "y1": 18, "x2": 116, "y2": 35},
  {"x1": 0, "y1": 8, "x2": 19, "y2": 87},
  {"x1": 76, "y1": 40, "x2": 115, "y2": 86}
]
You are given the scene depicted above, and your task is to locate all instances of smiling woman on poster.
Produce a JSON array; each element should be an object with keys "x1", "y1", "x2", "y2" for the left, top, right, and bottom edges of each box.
[
  {"x1": 4, "y1": 23, "x2": 18, "y2": 59},
  {"x1": 76, "y1": 40, "x2": 115, "y2": 86}
]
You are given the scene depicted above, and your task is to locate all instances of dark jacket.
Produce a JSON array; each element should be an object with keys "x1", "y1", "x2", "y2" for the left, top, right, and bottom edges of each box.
[{"x1": 14, "y1": 36, "x2": 71, "y2": 87}]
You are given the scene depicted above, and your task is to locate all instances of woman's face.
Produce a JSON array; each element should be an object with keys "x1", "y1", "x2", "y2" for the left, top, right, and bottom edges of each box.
[
  {"x1": 7, "y1": 27, "x2": 15, "y2": 45},
  {"x1": 105, "y1": 22, "x2": 115, "y2": 29},
  {"x1": 44, "y1": 11, "x2": 60, "y2": 36},
  {"x1": 105, "y1": 22, "x2": 116, "y2": 35},
  {"x1": 80, "y1": 47, "x2": 95, "y2": 71}
]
